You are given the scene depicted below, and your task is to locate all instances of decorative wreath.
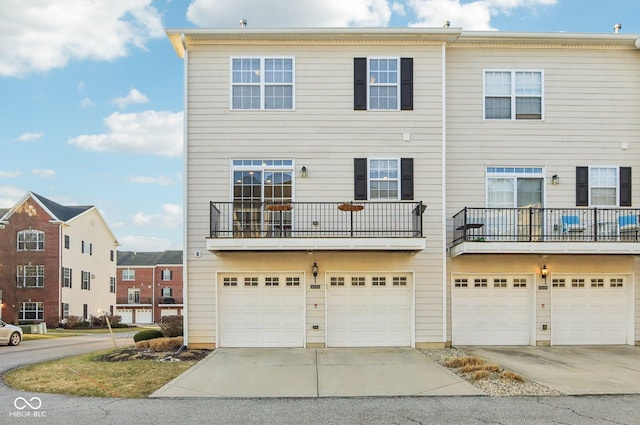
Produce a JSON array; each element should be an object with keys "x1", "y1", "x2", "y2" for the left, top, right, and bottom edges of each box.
[
  {"x1": 338, "y1": 203, "x2": 364, "y2": 212},
  {"x1": 266, "y1": 204, "x2": 293, "y2": 211}
]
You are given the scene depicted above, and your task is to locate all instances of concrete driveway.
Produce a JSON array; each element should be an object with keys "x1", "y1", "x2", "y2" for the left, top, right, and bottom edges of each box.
[
  {"x1": 151, "y1": 347, "x2": 484, "y2": 398},
  {"x1": 460, "y1": 345, "x2": 640, "y2": 395}
]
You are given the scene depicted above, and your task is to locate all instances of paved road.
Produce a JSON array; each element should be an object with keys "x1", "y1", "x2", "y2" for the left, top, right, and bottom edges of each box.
[{"x1": 1, "y1": 336, "x2": 639, "y2": 425}]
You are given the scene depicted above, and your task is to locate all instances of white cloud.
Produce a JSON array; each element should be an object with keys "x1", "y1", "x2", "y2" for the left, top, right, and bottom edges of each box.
[
  {"x1": 32, "y1": 169, "x2": 56, "y2": 179},
  {"x1": 69, "y1": 110, "x2": 183, "y2": 157},
  {"x1": 113, "y1": 88, "x2": 150, "y2": 108},
  {"x1": 408, "y1": 0, "x2": 556, "y2": 30},
  {"x1": 133, "y1": 203, "x2": 183, "y2": 228},
  {"x1": 77, "y1": 80, "x2": 86, "y2": 92},
  {"x1": 0, "y1": 0, "x2": 164, "y2": 77},
  {"x1": 186, "y1": 0, "x2": 392, "y2": 27},
  {"x1": 117, "y1": 235, "x2": 181, "y2": 252},
  {"x1": 0, "y1": 171, "x2": 21, "y2": 178},
  {"x1": 128, "y1": 175, "x2": 176, "y2": 186},
  {"x1": 391, "y1": 2, "x2": 406, "y2": 15},
  {"x1": 80, "y1": 98, "x2": 95, "y2": 108},
  {"x1": 0, "y1": 186, "x2": 25, "y2": 208},
  {"x1": 15, "y1": 132, "x2": 44, "y2": 142}
]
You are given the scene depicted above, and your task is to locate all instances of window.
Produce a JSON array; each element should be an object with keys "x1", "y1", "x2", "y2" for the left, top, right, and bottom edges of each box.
[
  {"x1": 576, "y1": 166, "x2": 632, "y2": 207},
  {"x1": 81, "y1": 240, "x2": 92, "y2": 255},
  {"x1": 354, "y1": 57, "x2": 413, "y2": 111},
  {"x1": 128, "y1": 288, "x2": 141, "y2": 304},
  {"x1": 110, "y1": 250, "x2": 114, "y2": 262},
  {"x1": 484, "y1": 70, "x2": 543, "y2": 120},
  {"x1": 64, "y1": 235, "x2": 70, "y2": 249},
  {"x1": 244, "y1": 277, "x2": 258, "y2": 287},
  {"x1": 162, "y1": 269, "x2": 173, "y2": 281},
  {"x1": 17, "y1": 265, "x2": 44, "y2": 288},
  {"x1": 265, "y1": 277, "x2": 279, "y2": 286},
  {"x1": 161, "y1": 287, "x2": 173, "y2": 297},
  {"x1": 110, "y1": 277, "x2": 116, "y2": 293},
  {"x1": 231, "y1": 57, "x2": 294, "y2": 110},
  {"x1": 83, "y1": 304, "x2": 88, "y2": 319},
  {"x1": 232, "y1": 159, "x2": 294, "y2": 237},
  {"x1": 354, "y1": 158, "x2": 413, "y2": 200},
  {"x1": 122, "y1": 269, "x2": 135, "y2": 281},
  {"x1": 223, "y1": 277, "x2": 238, "y2": 287},
  {"x1": 62, "y1": 267, "x2": 72, "y2": 288},
  {"x1": 17, "y1": 229, "x2": 44, "y2": 251},
  {"x1": 286, "y1": 277, "x2": 300, "y2": 286},
  {"x1": 62, "y1": 303, "x2": 69, "y2": 319},
  {"x1": 81, "y1": 271, "x2": 91, "y2": 290},
  {"x1": 330, "y1": 277, "x2": 345, "y2": 286},
  {"x1": 20, "y1": 302, "x2": 44, "y2": 321},
  {"x1": 372, "y1": 276, "x2": 386, "y2": 286}
]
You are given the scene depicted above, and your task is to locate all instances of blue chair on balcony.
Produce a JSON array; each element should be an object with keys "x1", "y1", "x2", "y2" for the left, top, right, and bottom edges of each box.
[
  {"x1": 618, "y1": 214, "x2": 639, "y2": 240},
  {"x1": 561, "y1": 215, "x2": 585, "y2": 234}
]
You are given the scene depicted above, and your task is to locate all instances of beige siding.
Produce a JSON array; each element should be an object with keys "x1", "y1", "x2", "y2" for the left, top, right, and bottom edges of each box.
[
  {"x1": 61, "y1": 209, "x2": 117, "y2": 319},
  {"x1": 185, "y1": 42, "x2": 444, "y2": 347}
]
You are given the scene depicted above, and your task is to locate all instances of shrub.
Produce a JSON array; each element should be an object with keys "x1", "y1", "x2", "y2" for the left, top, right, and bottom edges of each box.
[
  {"x1": 133, "y1": 329, "x2": 165, "y2": 342},
  {"x1": 109, "y1": 315, "x2": 122, "y2": 326},
  {"x1": 159, "y1": 315, "x2": 183, "y2": 338},
  {"x1": 136, "y1": 336, "x2": 184, "y2": 350},
  {"x1": 91, "y1": 315, "x2": 105, "y2": 327},
  {"x1": 65, "y1": 316, "x2": 81, "y2": 329}
]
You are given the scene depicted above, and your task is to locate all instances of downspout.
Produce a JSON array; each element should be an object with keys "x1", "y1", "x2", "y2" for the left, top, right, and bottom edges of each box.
[
  {"x1": 441, "y1": 42, "x2": 448, "y2": 345},
  {"x1": 152, "y1": 265, "x2": 156, "y2": 323},
  {"x1": 59, "y1": 223, "x2": 63, "y2": 325},
  {"x1": 181, "y1": 33, "x2": 190, "y2": 347}
]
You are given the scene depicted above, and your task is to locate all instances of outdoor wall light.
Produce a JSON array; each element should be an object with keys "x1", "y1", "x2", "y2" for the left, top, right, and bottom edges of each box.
[
  {"x1": 301, "y1": 166, "x2": 308, "y2": 178},
  {"x1": 541, "y1": 264, "x2": 549, "y2": 281},
  {"x1": 551, "y1": 174, "x2": 559, "y2": 185},
  {"x1": 312, "y1": 262, "x2": 318, "y2": 283}
]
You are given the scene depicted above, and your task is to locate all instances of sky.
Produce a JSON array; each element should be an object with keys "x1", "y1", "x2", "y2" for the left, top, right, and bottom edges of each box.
[{"x1": 1, "y1": 0, "x2": 639, "y2": 252}]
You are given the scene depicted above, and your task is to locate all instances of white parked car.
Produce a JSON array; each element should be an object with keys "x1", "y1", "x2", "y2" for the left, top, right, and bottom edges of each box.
[{"x1": 0, "y1": 320, "x2": 22, "y2": 346}]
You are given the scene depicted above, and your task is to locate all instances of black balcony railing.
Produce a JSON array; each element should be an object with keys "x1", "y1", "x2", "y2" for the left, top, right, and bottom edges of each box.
[
  {"x1": 452, "y1": 207, "x2": 640, "y2": 245},
  {"x1": 210, "y1": 201, "x2": 426, "y2": 238}
]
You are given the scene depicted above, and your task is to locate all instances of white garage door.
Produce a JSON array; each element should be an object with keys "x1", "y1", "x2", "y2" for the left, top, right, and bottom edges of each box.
[
  {"x1": 218, "y1": 273, "x2": 304, "y2": 347},
  {"x1": 551, "y1": 276, "x2": 629, "y2": 345},
  {"x1": 161, "y1": 308, "x2": 178, "y2": 318},
  {"x1": 452, "y1": 275, "x2": 533, "y2": 345},
  {"x1": 117, "y1": 309, "x2": 133, "y2": 324},
  {"x1": 136, "y1": 309, "x2": 153, "y2": 324},
  {"x1": 327, "y1": 273, "x2": 412, "y2": 347}
]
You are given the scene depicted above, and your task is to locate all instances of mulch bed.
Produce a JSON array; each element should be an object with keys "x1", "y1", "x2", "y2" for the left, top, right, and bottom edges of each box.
[{"x1": 96, "y1": 348, "x2": 212, "y2": 363}]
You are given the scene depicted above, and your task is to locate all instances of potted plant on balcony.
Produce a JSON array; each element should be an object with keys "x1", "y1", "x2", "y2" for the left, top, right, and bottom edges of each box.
[{"x1": 338, "y1": 203, "x2": 364, "y2": 212}]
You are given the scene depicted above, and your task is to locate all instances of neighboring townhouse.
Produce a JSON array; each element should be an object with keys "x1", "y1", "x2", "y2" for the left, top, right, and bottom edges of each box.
[
  {"x1": 0, "y1": 192, "x2": 118, "y2": 327},
  {"x1": 116, "y1": 251, "x2": 183, "y2": 324},
  {"x1": 166, "y1": 27, "x2": 640, "y2": 349}
]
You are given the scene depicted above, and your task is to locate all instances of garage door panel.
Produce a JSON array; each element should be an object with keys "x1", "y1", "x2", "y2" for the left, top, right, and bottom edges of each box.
[
  {"x1": 552, "y1": 277, "x2": 628, "y2": 345},
  {"x1": 327, "y1": 273, "x2": 412, "y2": 347},
  {"x1": 218, "y1": 273, "x2": 304, "y2": 348},
  {"x1": 452, "y1": 276, "x2": 533, "y2": 346}
]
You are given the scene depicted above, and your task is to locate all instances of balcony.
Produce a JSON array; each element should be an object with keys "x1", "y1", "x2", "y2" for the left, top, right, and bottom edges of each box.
[
  {"x1": 451, "y1": 207, "x2": 640, "y2": 256},
  {"x1": 208, "y1": 201, "x2": 426, "y2": 253},
  {"x1": 158, "y1": 297, "x2": 183, "y2": 305}
]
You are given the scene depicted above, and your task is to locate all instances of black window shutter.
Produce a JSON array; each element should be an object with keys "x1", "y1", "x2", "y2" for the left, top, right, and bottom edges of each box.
[
  {"x1": 576, "y1": 167, "x2": 589, "y2": 206},
  {"x1": 400, "y1": 58, "x2": 413, "y2": 111},
  {"x1": 70, "y1": 269, "x2": 72, "y2": 289},
  {"x1": 401, "y1": 158, "x2": 414, "y2": 200},
  {"x1": 620, "y1": 167, "x2": 632, "y2": 206},
  {"x1": 354, "y1": 58, "x2": 367, "y2": 111},
  {"x1": 354, "y1": 158, "x2": 368, "y2": 200},
  {"x1": 169, "y1": 270, "x2": 173, "y2": 280}
]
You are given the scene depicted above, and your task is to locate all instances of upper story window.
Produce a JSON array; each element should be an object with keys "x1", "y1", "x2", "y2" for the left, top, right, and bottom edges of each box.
[
  {"x1": 354, "y1": 158, "x2": 414, "y2": 201},
  {"x1": 64, "y1": 235, "x2": 70, "y2": 249},
  {"x1": 484, "y1": 70, "x2": 543, "y2": 120},
  {"x1": 62, "y1": 267, "x2": 72, "y2": 288},
  {"x1": 162, "y1": 269, "x2": 173, "y2": 281},
  {"x1": 354, "y1": 57, "x2": 413, "y2": 111},
  {"x1": 161, "y1": 287, "x2": 173, "y2": 297},
  {"x1": 17, "y1": 265, "x2": 44, "y2": 288},
  {"x1": 122, "y1": 269, "x2": 135, "y2": 281},
  {"x1": 576, "y1": 166, "x2": 632, "y2": 207},
  {"x1": 81, "y1": 271, "x2": 91, "y2": 290},
  {"x1": 81, "y1": 240, "x2": 92, "y2": 255},
  {"x1": 17, "y1": 229, "x2": 44, "y2": 251},
  {"x1": 231, "y1": 57, "x2": 294, "y2": 110},
  {"x1": 110, "y1": 277, "x2": 116, "y2": 293}
]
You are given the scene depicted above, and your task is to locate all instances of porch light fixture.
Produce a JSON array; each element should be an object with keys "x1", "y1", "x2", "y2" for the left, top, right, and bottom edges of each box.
[
  {"x1": 301, "y1": 166, "x2": 308, "y2": 178},
  {"x1": 312, "y1": 262, "x2": 318, "y2": 283},
  {"x1": 551, "y1": 174, "x2": 559, "y2": 185},
  {"x1": 541, "y1": 265, "x2": 548, "y2": 281}
]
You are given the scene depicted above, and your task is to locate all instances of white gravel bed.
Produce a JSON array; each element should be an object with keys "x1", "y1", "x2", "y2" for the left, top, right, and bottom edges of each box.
[{"x1": 421, "y1": 348, "x2": 563, "y2": 397}]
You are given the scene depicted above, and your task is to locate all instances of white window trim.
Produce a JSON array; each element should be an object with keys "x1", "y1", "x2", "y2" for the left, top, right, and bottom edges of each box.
[
  {"x1": 588, "y1": 165, "x2": 620, "y2": 207},
  {"x1": 230, "y1": 56, "x2": 296, "y2": 111},
  {"x1": 483, "y1": 69, "x2": 544, "y2": 121},
  {"x1": 20, "y1": 302, "x2": 44, "y2": 321},
  {"x1": 367, "y1": 57, "x2": 401, "y2": 111},
  {"x1": 485, "y1": 166, "x2": 546, "y2": 208},
  {"x1": 17, "y1": 229, "x2": 44, "y2": 251},
  {"x1": 63, "y1": 267, "x2": 72, "y2": 288},
  {"x1": 229, "y1": 159, "x2": 296, "y2": 202},
  {"x1": 368, "y1": 158, "x2": 401, "y2": 201},
  {"x1": 17, "y1": 265, "x2": 45, "y2": 288},
  {"x1": 122, "y1": 269, "x2": 135, "y2": 281},
  {"x1": 128, "y1": 288, "x2": 141, "y2": 304}
]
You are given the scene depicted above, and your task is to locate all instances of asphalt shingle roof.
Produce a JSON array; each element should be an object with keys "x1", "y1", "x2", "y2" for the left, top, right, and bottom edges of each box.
[
  {"x1": 32, "y1": 192, "x2": 92, "y2": 221},
  {"x1": 117, "y1": 250, "x2": 183, "y2": 266}
]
